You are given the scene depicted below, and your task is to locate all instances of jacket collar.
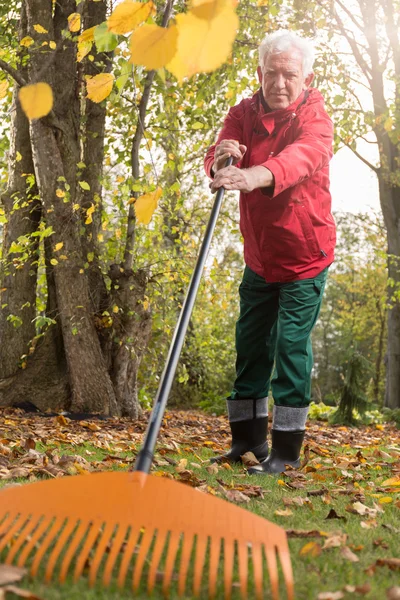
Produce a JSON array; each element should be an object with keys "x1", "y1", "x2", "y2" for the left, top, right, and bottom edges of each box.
[
  {"x1": 253, "y1": 88, "x2": 308, "y2": 115},
  {"x1": 251, "y1": 88, "x2": 310, "y2": 135}
]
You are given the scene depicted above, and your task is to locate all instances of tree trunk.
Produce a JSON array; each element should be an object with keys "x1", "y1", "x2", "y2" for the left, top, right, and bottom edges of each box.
[
  {"x1": 0, "y1": 5, "x2": 40, "y2": 381},
  {"x1": 377, "y1": 171, "x2": 400, "y2": 409}
]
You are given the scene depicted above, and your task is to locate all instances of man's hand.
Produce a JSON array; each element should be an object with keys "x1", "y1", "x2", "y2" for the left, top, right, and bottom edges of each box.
[
  {"x1": 210, "y1": 165, "x2": 274, "y2": 194},
  {"x1": 212, "y1": 139, "x2": 247, "y2": 173}
]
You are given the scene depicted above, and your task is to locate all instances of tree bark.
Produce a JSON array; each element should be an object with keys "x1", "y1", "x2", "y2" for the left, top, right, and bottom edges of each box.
[
  {"x1": 22, "y1": 0, "x2": 118, "y2": 414},
  {"x1": 0, "y1": 4, "x2": 40, "y2": 381}
]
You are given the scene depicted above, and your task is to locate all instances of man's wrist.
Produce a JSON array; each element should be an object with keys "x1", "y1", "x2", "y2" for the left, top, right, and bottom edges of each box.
[{"x1": 247, "y1": 166, "x2": 274, "y2": 190}]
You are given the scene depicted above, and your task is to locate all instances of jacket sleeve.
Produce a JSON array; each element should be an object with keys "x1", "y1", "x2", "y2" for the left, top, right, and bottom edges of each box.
[
  {"x1": 204, "y1": 103, "x2": 245, "y2": 179},
  {"x1": 261, "y1": 108, "x2": 333, "y2": 198}
]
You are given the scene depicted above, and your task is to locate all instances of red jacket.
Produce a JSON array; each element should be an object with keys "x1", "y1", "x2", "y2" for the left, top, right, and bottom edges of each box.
[{"x1": 204, "y1": 88, "x2": 336, "y2": 282}]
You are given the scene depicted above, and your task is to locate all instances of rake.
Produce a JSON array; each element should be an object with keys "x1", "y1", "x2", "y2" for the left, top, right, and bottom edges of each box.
[{"x1": 0, "y1": 159, "x2": 294, "y2": 599}]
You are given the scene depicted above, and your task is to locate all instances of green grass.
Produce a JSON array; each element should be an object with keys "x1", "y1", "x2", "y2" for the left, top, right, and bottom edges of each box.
[{"x1": 1, "y1": 437, "x2": 399, "y2": 599}]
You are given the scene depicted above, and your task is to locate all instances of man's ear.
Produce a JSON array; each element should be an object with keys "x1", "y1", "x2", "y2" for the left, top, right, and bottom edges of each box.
[
  {"x1": 257, "y1": 66, "x2": 263, "y2": 86},
  {"x1": 304, "y1": 72, "x2": 314, "y2": 88}
]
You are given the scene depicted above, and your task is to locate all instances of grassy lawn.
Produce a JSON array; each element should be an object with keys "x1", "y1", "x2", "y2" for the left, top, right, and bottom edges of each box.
[{"x1": 0, "y1": 410, "x2": 399, "y2": 599}]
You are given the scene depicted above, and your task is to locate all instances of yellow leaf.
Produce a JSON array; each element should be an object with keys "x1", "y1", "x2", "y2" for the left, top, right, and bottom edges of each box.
[
  {"x1": 0, "y1": 80, "x2": 9, "y2": 100},
  {"x1": 68, "y1": 13, "x2": 81, "y2": 32},
  {"x1": 18, "y1": 82, "x2": 54, "y2": 120},
  {"x1": 299, "y1": 541, "x2": 322, "y2": 557},
  {"x1": 49, "y1": 40, "x2": 56, "y2": 49},
  {"x1": 20, "y1": 36, "x2": 34, "y2": 47},
  {"x1": 50, "y1": 258, "x2": 58, "y2": 266},
  {"x1": 167, "y1": 0, "x2": 238, "y2": 81},
  {"x1": 85, "y1": 203, "x2": 95, "y2": 224},
  {"x1": 78, "y1": 26, "x2": 96, "y2": 43},
  {"x1": 107, "y1": 0, "x2": 156, "y2": 35},
  {"x1": 73, "y1": 203, "x2": 80, "y2": 211},
  {"x1": 56, "y1": 188, "x2": 65, "y2": 198},
  {"x1": 33, "y1": 24, "x2": 48, "y2": 33},
  {"x1": 113, "y1": 305, "x2": 119, "y2": 313},
  {"x1": 77, "y1": 40, "x2": 92, "y2": 62},
  {"x1": 129, "y1": 24, "x2": 178, "y2": 70},
  {"x1": 378, "y1": 497, "x2": 393, "y2": 504},
  {"x1": 15, "y1": 151, "x2": 22, "y2": 162},
  {"x1": 54, "y1": 242, "x2": 64, "y2": 251},
  {"x1": 382, "y1": 477, "x2": 400, "y2": 487},
  {"x1": 86, "y1": 73, "x2": 114, "y2": 103},
  {"x1": 134, "y1": 187, "x2": 162, "y2": 225},
  {"x1": 375, "y1": 424, "x2": 384, "y2": 430}
]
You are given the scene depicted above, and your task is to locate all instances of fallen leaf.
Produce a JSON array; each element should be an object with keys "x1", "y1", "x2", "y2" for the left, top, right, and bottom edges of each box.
[
  {"x1": 274, "y1": 508, "x2": 293, "y2": 517},
  {"x1": 343, "y1": 583, "x2": 371, "y2": 595},
  {"x1": 206, "y1": 463, "x2": 219, "y2": 475},
  {"x1": 0, "y1": 565, "x2": 27, "y2": 586},
  {"x1": 107, "y1": 0, "x2": 156, "y2": 34},
  {"x1": 286, "y1": 529, "x2": 328, "y2": 538},
  {"x1": 134, "y1": 188, "x2": 162, "y2": 225},
  {"x1": 299, "y1": 541, "x2": 322, "y2": 557},
  {"x1": 386, "y1": 587, "x2": 400, "y2": 599},
  {"x1": 223, "y1": 489, "x2": 250, "y2": 503},
  {"x1": 322, "y1": 533, "x2": 347, "y2": 550},
  {"x1": 325, "y1": 508, "x2": 346, "y2": 520},
  {"x1": 18, "y1": 82, "x2": 53, "y2": 120},
  {"x1": 86, "y1": 73, "x2": 114, "y2": 103},
  {"x1": 0, "y1": 586, "x2": 43, "y2": 599},
  {"x1": 340, "y1": 546, "x2": 359, "y2": 562},
  {"x1": 346, "y1": 501, "x2": 378, "y2": 517},
  {"x1": 317, "y1": 593, "x2": 344, "y2": 600},
  {"x1": 240, "y1": 451, "x2": 259, "y2": 466}
]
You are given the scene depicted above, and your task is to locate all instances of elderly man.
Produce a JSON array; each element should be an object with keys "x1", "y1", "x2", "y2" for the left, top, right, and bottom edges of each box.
[{"x1": 204, "y1": 30, "x2": 335, "y2": 474}]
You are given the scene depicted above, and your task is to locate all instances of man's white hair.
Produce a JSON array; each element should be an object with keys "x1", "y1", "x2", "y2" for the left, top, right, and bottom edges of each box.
[{"x1": 259, "y1": 31, "x2": 315, "y2": 76}]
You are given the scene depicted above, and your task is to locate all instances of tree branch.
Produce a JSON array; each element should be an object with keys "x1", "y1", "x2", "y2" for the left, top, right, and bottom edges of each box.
[
  {"x1": 333, "y1": 8, "x2": 372, "y2": 84},
  {"x1": 0, "y1": 59, "x2": 26, "y2": 87},
  {"x1": 335, "y1": 0, "x2": 364, "y2": 33},
  {"x1": 338, "y1": 135, "x2": 379, "y2": 173},
  {"x1": 123, "y1": 0, "x2": 175, "y2": 272}
]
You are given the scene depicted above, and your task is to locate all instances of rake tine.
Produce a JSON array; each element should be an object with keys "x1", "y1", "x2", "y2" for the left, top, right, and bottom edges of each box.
[
  {"x1": 17, "y1": 516, "x2": 52, "y2": 568},
  {"x1": 31, "y1": 517, "x2": 65, "y2": 577},
  {"x1": 73, "y1": 519, "x2": 102, "y2": 582},
  {"x1": 276, "y1": 540, "x2": 294, "y2": 600},
  {"x1": 89, "y1": 522, "x2": 116, "y2": 587},
  {"x1": 177, "y1": 533, "x2": 194, "y2": 596},
  {"x1": 45, "y1": 519, "x2": 77, "y2": 582},
  {"x1": 103, "y1": 525, "x2": 128, "y2": 587},
  {"x1": 0, "y1": 514, "x2": 15, "y2": 539},
  {"x1": 208, "y1": 536, "x2": 221, "y2": 599},
  {"x1": 147, "y1": 529, "x2": 168, "y2": 593},
  {"x1": 132, "y1": 527, "x2": 154, "y2": 592},
  {"x1": 237, "y1": 540, "x2": 248, "y2": 600},
  {"x1": 162, "y1": 530, "x2": 180, "y2": 596},
  {"x1": 251, "y1": 543, "x2": 264, "y2": 600},
  {"x1": 223, "y1": 538, "x2": 234, "y2": 600},
  {"x1": 117, "y1": 526, "x2": 141, "y2": 588},
  {"x1": 193, "y1": 535, "x2": 208, "y2": 597},
  {"x1": 0, "y1": 514, "x2": 27, "y2": 553},
  {"x1": 6, "y1": 516, "x2": 40, "y2": 564},
  {"x1": 264, "y1": 542, "x2": 279, "y2": 600},
  {"x1": 59, "y1": 521, "x2": 90, "y2": 583}
]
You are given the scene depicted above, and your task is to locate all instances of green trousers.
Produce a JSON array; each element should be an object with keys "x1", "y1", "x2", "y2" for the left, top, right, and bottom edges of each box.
[{"x1": 231, "y1": 266, "x2": 328, "y2": 408}]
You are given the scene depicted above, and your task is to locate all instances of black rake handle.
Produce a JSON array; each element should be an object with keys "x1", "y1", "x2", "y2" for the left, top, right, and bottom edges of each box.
[{"x1": 134, "y1": 157, "x2": 233, "y2": 473}]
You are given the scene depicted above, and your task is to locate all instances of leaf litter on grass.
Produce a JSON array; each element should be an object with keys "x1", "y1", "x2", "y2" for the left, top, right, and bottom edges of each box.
[{"x1": 0, "y1": 407, "x2": 399, "y2": 598}]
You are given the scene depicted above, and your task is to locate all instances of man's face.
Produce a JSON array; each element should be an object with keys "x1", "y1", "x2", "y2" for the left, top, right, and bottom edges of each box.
[{"x1": 257, "y1": 48, "x2": 314, "y2": 110}]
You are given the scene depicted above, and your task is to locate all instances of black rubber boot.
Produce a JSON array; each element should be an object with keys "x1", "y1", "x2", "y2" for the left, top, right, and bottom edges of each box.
[
  {"x1": 211, "y1": 417, "x2": 269, "y2": 464},
  {"x1": 248, "y1": 429, "x2": 304, "y2": 474}
]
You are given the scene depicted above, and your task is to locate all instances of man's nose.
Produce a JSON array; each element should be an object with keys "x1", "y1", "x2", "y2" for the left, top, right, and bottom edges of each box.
[{"x1": 272, "y1": 74, "x2": 285, "y2": 89}]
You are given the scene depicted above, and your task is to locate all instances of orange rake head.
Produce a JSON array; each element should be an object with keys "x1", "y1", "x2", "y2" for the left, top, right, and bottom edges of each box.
[{"x1": 0, "y1": 470, "x2": 294, "y2": 599}]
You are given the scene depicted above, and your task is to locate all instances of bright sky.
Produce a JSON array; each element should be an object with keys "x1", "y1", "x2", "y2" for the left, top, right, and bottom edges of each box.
[{"x1": 330, "y1": 146, "x2": 380, "y2": 215}]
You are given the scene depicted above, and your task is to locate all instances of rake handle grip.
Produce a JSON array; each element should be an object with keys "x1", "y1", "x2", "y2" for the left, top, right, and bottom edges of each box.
[{"x1": 134, "y1": 157, "x2": 233, "y2": 473}]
